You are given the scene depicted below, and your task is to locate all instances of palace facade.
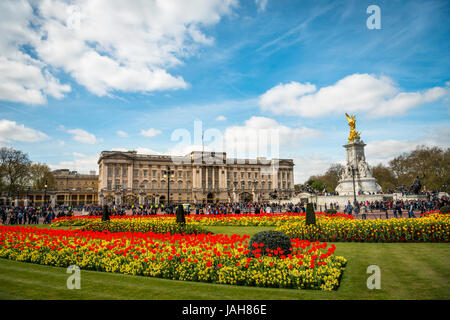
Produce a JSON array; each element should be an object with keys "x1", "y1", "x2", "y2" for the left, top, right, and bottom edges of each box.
[
  {"x1": 2, "y1": 169, "x2": 99, "y2": 207},
  {"x1": 98, "y1": 150, "x2": 295, "y2": 205}
]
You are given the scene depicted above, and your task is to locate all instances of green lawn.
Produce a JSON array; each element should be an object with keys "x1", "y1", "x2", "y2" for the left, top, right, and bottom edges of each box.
[{"x1": 0, "y1": 225, "x2": 449, "y2": 300}]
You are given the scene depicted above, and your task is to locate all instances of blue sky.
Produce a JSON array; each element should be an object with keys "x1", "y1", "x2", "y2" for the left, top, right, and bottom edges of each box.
[{"x1": 0, "y1": 0, "x2": 449, "y2": 183}]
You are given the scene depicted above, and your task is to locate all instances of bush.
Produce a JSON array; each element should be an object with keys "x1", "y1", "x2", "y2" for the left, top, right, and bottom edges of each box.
[
  {"x1": 306, "y1": 203, "x2": 316, "y2": 225},
  {"x1": 440, "y1": 206, "x2": 450, "y2": 214},
  {"x1": 247, "y1": 230, "x2": 292, "y2": 257}
]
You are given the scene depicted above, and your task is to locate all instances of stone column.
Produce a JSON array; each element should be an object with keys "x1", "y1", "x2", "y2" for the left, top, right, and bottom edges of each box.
[
  {"x1": 115, "y1": 191, "x2": 121, "y2": 205},
  {"x1": 51, "y1": 194, "x2": 56, "y2": 207}
]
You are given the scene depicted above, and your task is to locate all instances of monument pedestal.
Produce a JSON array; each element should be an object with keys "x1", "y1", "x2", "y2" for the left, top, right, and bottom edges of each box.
[{"x1": 335, "y1": 137, "x2": 381, "y2": 195}]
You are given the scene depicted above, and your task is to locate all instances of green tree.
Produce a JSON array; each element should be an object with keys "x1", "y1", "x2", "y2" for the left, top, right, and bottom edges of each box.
[
  {"x1": 0, "y1": 147, "x2": 31, "y2": 198},
  {"x1": 372, "y1": 163, "x2": 397, "y2": 191},
  {"x1": 305, "y1": 163, "x2": 344, "y2": 192},
  {"x1": 389, "y1": 146, "x2": 450, "y2": 192},
  {"x1": 28, "y1": 163, "x2": 56, "y2": 190}
]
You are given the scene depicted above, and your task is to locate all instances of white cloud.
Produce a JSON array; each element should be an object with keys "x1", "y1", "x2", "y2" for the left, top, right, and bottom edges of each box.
[
  {"x1": 255, "y1": 0, "x2": 268, "y2": 12},
  {"x1": 259, "y1": 74, "x2": 449, "y2": 118},
  {"x1": 216, "y1": 115, "x2": 227, "y2": 121},
  {"x1": 0, "y1": 1, "x2": 71, "y2": 104},
  {"x1": 0, "y1": 119, "x2": 49, "y2": 144},
  {"x1": 168, "y1": 144, "x2": 206, "y2": 156},
  {"x1": 67, "y1": 128, "x2": 101, "y2": 144},
  {"x1": 293, "y1": 154, "x2": 342, "y2": 184},
  {"x1": 111, "y1": 147, "x2": 161, "y2": 155},
  {"x1": 0, "y1": 0, "x2": 238, "y2": 104},
  {"x1": 117, "y1": 130, "x2": 128, "y2": 137},
  {"x1": 136, "y1": 147, "x2": 161, "y2": 155},
  {"x1": 140, "y1": 128, "x2": 162, "y2": 137},
  {"x1": 222, "y1": 116, "x2": 320, "y2": 158},
  {"x1": 50, "y1": 153, "x2": 98, "y2": 174},
  {"x1": 366, "y1": 128, "x2": 450, "y2": 164}
]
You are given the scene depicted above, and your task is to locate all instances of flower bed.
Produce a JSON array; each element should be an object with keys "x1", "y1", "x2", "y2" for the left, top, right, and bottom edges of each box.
[
  {"x1": 81, "y1": 219, "x2": 209, "y2": 235},
  {"x1": 276, "y1": 213, "x2": 450, "y2": 242},
  {"x1": 51, "y1": 212, "x2": 353, "y2": 228},
  {"x1": 0, "y1": 226, "x2": 346, "y2": 290}
]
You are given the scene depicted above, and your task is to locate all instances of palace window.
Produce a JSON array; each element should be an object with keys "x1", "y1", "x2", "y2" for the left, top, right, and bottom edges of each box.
[
  {"x1": 144, "y1": 170, "x2": 148, "y2": 177},
  {"x1": 115, "y1": 168, "x2": 120, "y2": 176},
  {"x1": 134, "y1": 169, "x2": 138, "y2": 177},
  {"x1": 122, "y1": 168, "x2": 127, "y2": 177}
]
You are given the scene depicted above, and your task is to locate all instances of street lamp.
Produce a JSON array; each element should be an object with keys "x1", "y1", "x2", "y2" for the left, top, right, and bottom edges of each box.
[
  {"x1": 351, "y1": 166, "x2": 358, "y2": 208},
  {"x1": 44, "y1": 180, "x2": 48, "y2": 208},
  {"x1": 163, "y1": 166, "x2": 175, "y2": 207},
  {"x1": 26, "y1": 187, "x2": 30, "y2": 207}
]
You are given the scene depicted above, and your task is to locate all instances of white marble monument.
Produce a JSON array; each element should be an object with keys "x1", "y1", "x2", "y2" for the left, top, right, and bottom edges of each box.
[{"x1": 335, "y1": 114, "x2": 382, "y2": 195}]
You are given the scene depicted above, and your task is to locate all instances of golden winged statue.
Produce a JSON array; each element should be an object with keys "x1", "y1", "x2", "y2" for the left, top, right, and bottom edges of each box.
[{"x1": 345, "y1": 113, "x2": 360, "y2": 142}]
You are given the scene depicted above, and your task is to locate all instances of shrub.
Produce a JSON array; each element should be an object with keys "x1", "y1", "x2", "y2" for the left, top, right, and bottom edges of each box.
[
  {"x1": 440, "y1": 206, "x2": 450, "y2": 214},
  {"x1": 247, "y1": 230, "x2": 292, "y2": 257},
  {"x1": 306, "y1": 203, "x2": 316, "y2": 225},
  {"x1": 102, "y1": 205, "x2": 110, "y2": 221}
]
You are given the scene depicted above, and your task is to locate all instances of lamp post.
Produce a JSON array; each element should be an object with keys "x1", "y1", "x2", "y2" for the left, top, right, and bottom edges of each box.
[
  {"x1": 44, "y1": 180, "x2": 48, "y2": 208},
  {"x1": 351, "y1": 166, "x2": 358, "y2": 208},
  {"x1": 26, "y1": 187, "x2": 30, "y2": 207},
  {"x1": 163, "y1": 166, "x2": 175, "y2": 207}
]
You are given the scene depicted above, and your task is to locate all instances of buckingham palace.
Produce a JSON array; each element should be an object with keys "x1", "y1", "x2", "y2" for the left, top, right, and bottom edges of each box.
[{"x1": 98, "y1": 150, "x2": 295, "y2": 205}]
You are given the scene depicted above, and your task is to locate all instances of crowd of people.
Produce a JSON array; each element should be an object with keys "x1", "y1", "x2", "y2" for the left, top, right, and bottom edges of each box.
[
  {"x1": 338, "y1": 196, "x2": 449, "y2": 219},
  {"x1": 0, "y1": 195, "x2": 447, "y2": 225},
  {"x1": 0, "y1": 205, "x2": 65, "y2": 225}
]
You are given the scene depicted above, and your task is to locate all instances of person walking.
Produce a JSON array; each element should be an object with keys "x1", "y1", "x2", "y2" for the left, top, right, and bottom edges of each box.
[
  {"x1": 361, "y1": 203, "x2": 367, "y2": 220},
  {"x1": 408, "y1": 202, "x2": 416, "y2": 218},
  {"x1": 345, "y1": 201, "x2": 353, "y2": 216}
]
